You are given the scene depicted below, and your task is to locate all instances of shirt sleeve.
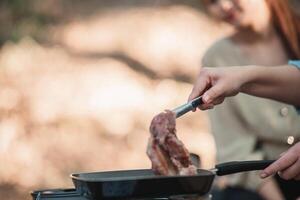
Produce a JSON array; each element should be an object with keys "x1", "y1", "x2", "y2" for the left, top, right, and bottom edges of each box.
[
  {"x1": 288, "y1": 60, "x2": 300, "y2": 113},
  {"x1": 288, "y1": 60, "x2": 300, "y2": 69}
]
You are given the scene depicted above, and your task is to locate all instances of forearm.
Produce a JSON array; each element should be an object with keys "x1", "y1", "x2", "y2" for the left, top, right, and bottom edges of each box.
[{"x1": 241, "y1": 65, "x2": 300, "y2": 106}]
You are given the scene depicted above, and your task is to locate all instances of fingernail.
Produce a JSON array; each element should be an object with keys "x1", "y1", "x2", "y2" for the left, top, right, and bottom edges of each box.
[
  {"x1": 260, "y1": 172, "x2": 267, "y2": 178},
  {"x1": 277, "y1": 171, "x2": 282, "y2": 176}
]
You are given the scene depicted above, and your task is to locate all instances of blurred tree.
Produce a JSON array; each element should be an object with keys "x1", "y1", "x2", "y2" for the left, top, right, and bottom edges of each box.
[{"x1": 0, "y1": 0, "x2": 57, "y2": 44}]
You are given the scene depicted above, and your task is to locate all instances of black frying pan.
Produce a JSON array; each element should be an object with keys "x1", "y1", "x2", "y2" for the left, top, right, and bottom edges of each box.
[{"x1": 71, "y1": 160, "x2": 274, "y2": 199}]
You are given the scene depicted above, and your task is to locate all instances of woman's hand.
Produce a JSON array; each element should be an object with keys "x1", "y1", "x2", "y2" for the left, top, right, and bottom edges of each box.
[
  {"x1": 188, "y1": 67, "x2": 247, "y2": 110},
  {"x1": 261, "y1": 142, "x2": 300, "y2": 180},
  {"x1": 189, "y1": 65, "x2": 300, "y2": 108}
]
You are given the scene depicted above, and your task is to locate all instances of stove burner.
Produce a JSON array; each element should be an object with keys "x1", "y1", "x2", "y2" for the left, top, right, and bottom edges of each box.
[
  {"x1": 31, "y1": 189, "x2": 86, "y2": 200},
  {"x1": 31, "y1": 189, "x2": 210, "y2": 200}
]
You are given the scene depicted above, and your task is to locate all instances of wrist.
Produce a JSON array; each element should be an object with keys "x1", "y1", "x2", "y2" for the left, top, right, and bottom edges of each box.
[{"x1": 239, "y1": 65, "x2": 261, "y2": 93}]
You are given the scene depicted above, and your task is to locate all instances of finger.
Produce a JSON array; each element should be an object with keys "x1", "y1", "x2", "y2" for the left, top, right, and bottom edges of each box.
[
  {"x1": 279, "y1": 158, "x2": 300, "y2": 180},
  {"x1": 202, "y1": 83, "x2": 224, "y2": 104},
  {"x1": 260, "y1": 150, "x2": 298, "y2": 178},
  {"x1": 188, "y1": 74, "x2": 210, "y2": 102},
  {"x1": 207, "y1": 105, "x2": 214, "y2": 110},
  {"x1": 211, "y1": 96, "x2": 225, "y2": 106},
  {"x1": 197, "y1": 97, "x2": 224, "y2": 111},
  {"x1": 198, "y1": 103, "x2": 214, "y2": 110}
]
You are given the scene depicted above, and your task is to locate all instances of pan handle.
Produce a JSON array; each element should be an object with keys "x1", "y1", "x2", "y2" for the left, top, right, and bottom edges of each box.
[{"x1": 215, "y1": 160, "x2": 275, "y2": 176}]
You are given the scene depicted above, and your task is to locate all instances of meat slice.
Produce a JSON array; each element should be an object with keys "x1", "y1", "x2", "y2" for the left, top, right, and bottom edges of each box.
[
  {"x1": 147, "y1": 110, "x2": 197, "y2": 176},
  {"x1": 147, "y1": 136, "x2": 177, "y2": 175}
]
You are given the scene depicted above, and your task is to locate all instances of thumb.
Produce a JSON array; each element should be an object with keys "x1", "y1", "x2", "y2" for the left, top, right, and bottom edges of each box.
[
  {"x1": 188, "y1": 76, "x2": 209, "y2": 102},
  {"x1": 202, "y1": 83, "x2": 224, "y2": 104}
]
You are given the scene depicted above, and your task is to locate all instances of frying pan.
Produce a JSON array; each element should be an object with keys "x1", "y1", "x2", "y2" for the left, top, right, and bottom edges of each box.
[{"x1": 71, "y1": 160, "x2": 274, "y2": 199}]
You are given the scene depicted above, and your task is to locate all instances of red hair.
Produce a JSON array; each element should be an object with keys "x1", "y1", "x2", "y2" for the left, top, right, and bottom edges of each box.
[{"x1": 266, "y1": 0, "x2": 300, "y2": 59}]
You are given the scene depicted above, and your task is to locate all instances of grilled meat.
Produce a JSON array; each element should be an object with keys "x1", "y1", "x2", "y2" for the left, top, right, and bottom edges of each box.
[{"x1": 147, "y1": 110, "x2": 197, "y2": 175}]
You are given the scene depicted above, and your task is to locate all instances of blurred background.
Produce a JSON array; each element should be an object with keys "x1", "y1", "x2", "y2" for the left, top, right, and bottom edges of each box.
[{"x1": 0, "y1": 0, "x2": 232, "y2": 199}]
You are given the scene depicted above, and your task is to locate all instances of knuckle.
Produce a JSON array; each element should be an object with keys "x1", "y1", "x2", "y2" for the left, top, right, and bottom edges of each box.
[
  {"x1": 209, "y1": 88, "x2": 218, "y2": 98},
  {"x1": 273, "y1": 162, "x2": 283, "y2": 171}
]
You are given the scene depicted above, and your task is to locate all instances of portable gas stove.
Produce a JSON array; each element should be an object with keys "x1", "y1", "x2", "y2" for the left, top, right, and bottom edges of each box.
[
  {"x1": 31, "y1": 188, "x2": 211, "y2": 200},
  {"x1": 31, "y1": 154, "x2": 214, "y2": 200},
  {"x1": 31, "y1": 159, "x2": 274, "y2": 200}
]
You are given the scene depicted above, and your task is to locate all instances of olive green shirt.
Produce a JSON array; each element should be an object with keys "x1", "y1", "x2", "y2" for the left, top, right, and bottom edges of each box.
[
  {"x1": 202, "y1": 39, "x2": 300, "y2": 191},
  {"x1": 289, "y1": 60, "x2": 300, "y2": 113}
]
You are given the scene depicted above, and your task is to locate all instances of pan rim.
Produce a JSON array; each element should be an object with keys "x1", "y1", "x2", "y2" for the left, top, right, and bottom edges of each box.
[{"x1": 70, "y1": 168, "x2": 214, "y2": 182}]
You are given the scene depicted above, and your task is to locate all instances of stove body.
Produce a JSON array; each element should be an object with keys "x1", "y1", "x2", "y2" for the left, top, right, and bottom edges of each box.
[
  {"x1": 31, "y1": 154, "x2": 209, "y2": 200},
  {"x1": 32, "y1": 189, "x2": 87, "y2": 200},
  {"x1": 31, "y1": 188, "x2": 209, "y2": 200}
]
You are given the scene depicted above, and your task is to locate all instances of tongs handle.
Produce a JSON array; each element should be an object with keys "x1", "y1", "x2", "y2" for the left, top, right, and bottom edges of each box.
[{"x1": 172, "y1": 96, "x2": 203, "y2": 118}]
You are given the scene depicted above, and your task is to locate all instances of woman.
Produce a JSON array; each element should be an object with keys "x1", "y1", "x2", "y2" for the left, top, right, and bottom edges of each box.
[{"x1": 198, "y1": 0, "x2": 300, "y2": 199}]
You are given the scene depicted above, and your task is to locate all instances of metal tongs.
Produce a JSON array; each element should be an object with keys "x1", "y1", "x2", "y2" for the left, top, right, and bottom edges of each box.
[{"x1": 172, "y1": 96, "x2": 203, "y2": 118}]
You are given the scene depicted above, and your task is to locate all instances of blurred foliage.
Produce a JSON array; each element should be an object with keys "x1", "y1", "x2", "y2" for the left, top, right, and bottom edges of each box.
[
  {"x1": 0, "y1": 0, "x2": 207, "y2": 46},
  {"x1": 0, "y1": 0, "x2": 57, "y2": 44},
  {"x1": 0, "y1": 1, "x2": 223, "y2": 199}
]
